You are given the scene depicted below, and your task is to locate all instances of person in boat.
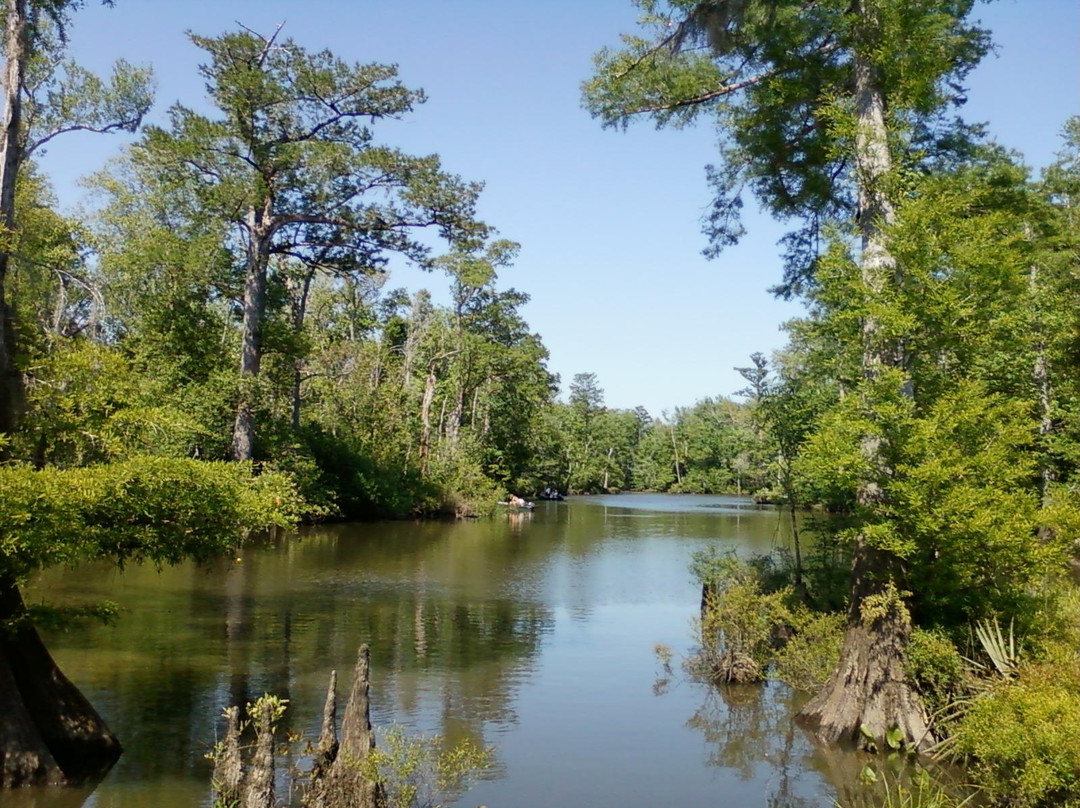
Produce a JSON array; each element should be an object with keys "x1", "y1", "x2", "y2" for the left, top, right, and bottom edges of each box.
[{"x1": 509, "y1": 494, "x2": 528, "y2": 508}]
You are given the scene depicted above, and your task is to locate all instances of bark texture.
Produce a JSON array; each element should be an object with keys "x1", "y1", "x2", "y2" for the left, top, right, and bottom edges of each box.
[
  {"x1": 0, "y1": 648, "x2": 64, "y2": 787},
  {"x1": 323, "y1": 644, "x2": 383, "y2": 808},
  {"x1": 304, "y1": 647, "x2": 384, "y2": 808},
  {"x1": 797, "y1": 550, "x2": 930, "y2": 750},
  {"x1": 0, "y1": 0, "x2": 27, "y2": 449},
  {"x1": 241, "y1": 700, "x2": 275, "y2": 808},
  {"x1": 212, "y1": 706, "x2": 243, "y2": 806},
  {"x1": 231, "y1": 210, "x2": 272, "y2": 461},
  {"x1": 0, "y1": 578, "x2": 122, "y2": 786},
  {"x1": 309, "y1": 670, "x2": 338, "y2": 785}
]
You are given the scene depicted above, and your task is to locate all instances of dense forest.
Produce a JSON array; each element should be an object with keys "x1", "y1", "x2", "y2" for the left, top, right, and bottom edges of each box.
[{"x1": 1, "y1": 0, "x2": 1079, "y2": 806}]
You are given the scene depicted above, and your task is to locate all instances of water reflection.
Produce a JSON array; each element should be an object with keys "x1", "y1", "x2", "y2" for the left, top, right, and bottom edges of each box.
[
  {"x1": 687, "y1": 682, "x2": 825, "y2": 807},
  {"x1": 25, "y1": 494, "x2": 848, "y2": 808}
]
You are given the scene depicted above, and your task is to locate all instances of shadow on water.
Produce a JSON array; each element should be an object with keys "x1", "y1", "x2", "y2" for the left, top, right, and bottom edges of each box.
[{"x1": 24, "y1": 494, "x2": 872, "y2": 807}]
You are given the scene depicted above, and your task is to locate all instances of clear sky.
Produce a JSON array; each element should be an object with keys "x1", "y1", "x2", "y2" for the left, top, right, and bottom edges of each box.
[{"x1": 38, "y1": 0, "x2": 1080, "y2": 416}]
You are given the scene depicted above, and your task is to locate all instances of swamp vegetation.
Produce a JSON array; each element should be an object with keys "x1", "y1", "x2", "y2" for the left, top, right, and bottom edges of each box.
[{"x1": 0, "y1": 0, "x2": 1078, "y2": 806}]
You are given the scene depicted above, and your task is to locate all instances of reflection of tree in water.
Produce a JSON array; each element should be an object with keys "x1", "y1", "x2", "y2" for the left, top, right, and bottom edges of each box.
[
  {"x1": 687, "y1": 682, "x2": 821, "y2": 808},
  {"x1": 817, "y1": 746, "x2": 974, "y2": 808},
  {"x1": 687, "y1": 680, "x2": 972, "y2": 808},
  {"x1": 32, "y1": 520, "x2": 555, "y2": 804}
]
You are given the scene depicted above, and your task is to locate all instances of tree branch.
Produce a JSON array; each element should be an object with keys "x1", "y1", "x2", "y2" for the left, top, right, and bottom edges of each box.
[{"x1": 27, "y1": 119, "x2": 142, "y2": 155}]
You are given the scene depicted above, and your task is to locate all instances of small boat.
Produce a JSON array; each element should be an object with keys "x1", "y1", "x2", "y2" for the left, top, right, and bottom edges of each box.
[
  {"x1": 538, "y1": 488, "x2": 564, "y2": 501},
  {"x1": 496, "y1": 499, "x2": 535, "y2": 512}
]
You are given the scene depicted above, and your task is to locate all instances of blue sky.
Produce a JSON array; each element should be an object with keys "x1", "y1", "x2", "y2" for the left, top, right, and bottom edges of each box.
[{"x1": 40, "y1": 0, "x2": 1080, "y2": 416}]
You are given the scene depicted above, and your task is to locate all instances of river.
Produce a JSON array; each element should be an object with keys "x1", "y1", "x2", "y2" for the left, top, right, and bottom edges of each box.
[{"x1": 20, "y1": 493, "x2": 868, "y2": 808}]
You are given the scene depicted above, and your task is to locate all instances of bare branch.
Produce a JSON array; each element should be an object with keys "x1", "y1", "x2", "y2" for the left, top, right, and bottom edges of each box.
[
  {"x1": 623, "y1": 70, "x2": 771, "y2": 117},
  {"x1": 27, "y1": 118, "x2": 143, "y2": 155}
]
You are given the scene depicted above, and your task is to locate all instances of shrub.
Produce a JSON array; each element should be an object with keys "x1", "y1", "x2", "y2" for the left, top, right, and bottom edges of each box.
[
  {"x1": 905, "y1": 628, "x2": 965, "y2": 717},
  {"x1": 691, "y1": 549, "x2": 793, "y2": 684},
  {"x1": 774, "y1": 610, "x2": 845, "y2": 693},
  {"x1": 360, "y1": 725, "x2": 493, "y2": 808},
  {"x1": 953, "y1": 664, "x2": 1080, "y2": 807},
  {"x1": 0, "y1": 457, "x2": 302, "y2": 581}
]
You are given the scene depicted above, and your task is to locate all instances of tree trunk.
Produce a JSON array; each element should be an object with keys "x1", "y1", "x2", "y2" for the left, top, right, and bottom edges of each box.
[
  {"x1": 0, "y1": 649, "x2": 64, "y2": 787},
  {"x1": 419, "y1": 367, "x2": 436, "y2": 473},
  {"x1": 287, "y1": 267, "x2": 315, "y2": 433},
  {"x1": 0, "y1": 576, "x2": 122, "y2": 785},
  {"x1": 797, "y1": 549, "x2": 930, "y2": 750},
  {"x1": 0, "y1": 0, "x2": 27, "y2": 454},
  {"x1": 446, "y1": 384, "x2": 463, "y2": 446},
  {"x1": 232, "y1": 211, "x2": 273, "y2": 461},
  {"x1": 241, "y1": 700, "x2": 275, "y2": 808},
  {"x1": 797, "y1": 5, "x2": 928, "y2": 751},
  {"x1": 669, "y1": 422, "x2": 682, "y2": 485},
  {"x1": 212, "y1": 706, "x2": 243, "y2": 807}
]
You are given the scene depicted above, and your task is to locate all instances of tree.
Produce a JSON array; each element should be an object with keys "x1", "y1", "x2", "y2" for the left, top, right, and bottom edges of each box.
[
  {"x1": 734, "y1": 352, "x2": 768, "y2": 401},
  {"x1": 563, "y1": 372, "x2": 606, "y2": 492},
  {"x1": 0, "y1": 0, "x2": 151, "y2": 449},
  {"x1": 586, "y1": 0, "x2": 993, "y2": 748},
  {"x1": 132, "y1": 26, "x2": 487, "y2": 461}
]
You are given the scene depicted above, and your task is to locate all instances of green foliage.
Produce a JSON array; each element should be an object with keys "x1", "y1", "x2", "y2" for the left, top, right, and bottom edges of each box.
[
  {"x1": 835, "y1": 767, "x2": 976, "y2": 808},
  {"x1": 953, "y1": 665, "x2": 1080, "y2": 807},
  {"x1": 905, "y1": 628, "x2": 965, "y2": 717},
  {"x1": 7, "y1": 600, "x2": 119, "y2": 635},
  {"x1": 894, "y1": 385, "x2": 1053, "y2": 628},
  {"x1": 0, "y1": 456, "x2": 301, "y2": 582},
  {"x1": 691, "y1": 549, "x2": 794, "y2": 683},
  {"x1": 584, "y1": 0, "x2": 991, "y2": 289},
  {"x1": 692, "y1": 548, "x2": 850, "y2": 691},
  {"x1": 359, "y1": 725, "x2": 493, "y2": 808},
  {"x1": 973, "y1": 618, "x2": 1022, "y2": 680},
  {"x1": 773, "y1": 610, "x2": 844, "y2": 693},
  {"x1": 245, "y1": 693, "x2": 289, "y2": 727},
  {"x1": 17, "y1": 342, "x2": 223, "y2": 465}
]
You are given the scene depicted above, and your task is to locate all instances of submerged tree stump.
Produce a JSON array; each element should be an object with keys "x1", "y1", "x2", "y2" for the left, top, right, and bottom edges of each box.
[
  {"x1": 713, "y1": 649, "x2": 761, "y2": 685},
  {"x1": 309, "y1": 670, "x2": 338, "y2": 783},
  {"x1": 212, "y1": 706, "x2": 242, "y2": 807},
  {"x1": 317, "y1": 644, "x2": 384, "y2": 808},
  {"x1": 213, "y1": 645, "x2": 383, "y2": 808},
  {"x1": 242, "y1": 700, "x2": 275, "y2": 808}
]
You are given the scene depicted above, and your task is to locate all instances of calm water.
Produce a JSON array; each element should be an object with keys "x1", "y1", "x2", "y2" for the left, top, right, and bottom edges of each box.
[{"x1": 18, "y1": 494, "x2": 862, "y2": 808}]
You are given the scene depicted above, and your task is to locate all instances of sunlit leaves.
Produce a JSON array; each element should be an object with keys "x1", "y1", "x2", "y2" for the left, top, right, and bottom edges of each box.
[{"x1": 0, "y1": 456, "x2": 301, "y2": 582}]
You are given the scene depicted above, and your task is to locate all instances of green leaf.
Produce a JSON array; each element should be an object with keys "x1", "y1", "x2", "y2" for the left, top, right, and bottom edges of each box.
[{"x1": 885, "y1": 724, "x2": 904, "y2": 751}]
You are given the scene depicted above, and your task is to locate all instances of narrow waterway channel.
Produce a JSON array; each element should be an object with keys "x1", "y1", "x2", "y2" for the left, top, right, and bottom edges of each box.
[{"x1": 22, "y1": 494, "x2": 866, "y2": 808}]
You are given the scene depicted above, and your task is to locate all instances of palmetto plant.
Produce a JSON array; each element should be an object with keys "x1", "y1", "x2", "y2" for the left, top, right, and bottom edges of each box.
[{"x1": 972, "y1": 617, "x2": 1021, "y2": 679}]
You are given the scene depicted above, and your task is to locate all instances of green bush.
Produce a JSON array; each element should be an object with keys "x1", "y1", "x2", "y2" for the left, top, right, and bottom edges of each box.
[
  {"x1": 953, "y1": 664, "x2": 1080, "y2": 807},
  {"x1": 0, "y1": 457, "x2": 302, "y2": 581},
  {"x1": 360, "y1": 725, "x2": 493, "y2": 808},
  {"x1": 691, "y1": 549, "x2": 793, "y2": 683},
  {"x1": 774, "y1": 609, "x2": 844, "y2": 693},
  {"x1": 905, "y1": 628, "x2": 965, "y2": 717}
]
